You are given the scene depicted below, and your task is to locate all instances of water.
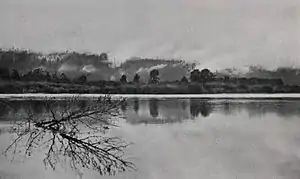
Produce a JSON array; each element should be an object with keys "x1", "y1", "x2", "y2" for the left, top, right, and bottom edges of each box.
[
  {"x1": 2, "y1": 93, "x2": 300, "y2": 100},
  {"x1": 1, "y1": 97, "x2": 300, "y2": 179}
]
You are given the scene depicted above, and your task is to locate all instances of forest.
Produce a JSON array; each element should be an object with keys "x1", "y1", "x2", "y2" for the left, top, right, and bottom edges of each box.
[{"x1": 0, "y1": 48, "x2": 299, "y2": 94}]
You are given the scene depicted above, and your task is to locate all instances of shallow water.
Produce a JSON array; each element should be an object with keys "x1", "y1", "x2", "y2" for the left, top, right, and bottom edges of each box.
[{"x1": 1, "y1": 98, "x2": 300, "y2": 179}]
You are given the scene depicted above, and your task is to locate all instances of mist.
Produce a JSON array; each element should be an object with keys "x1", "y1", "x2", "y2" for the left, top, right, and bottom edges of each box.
[{"x1": 0, "y1": 0, "x2": 299, "y2": 71}]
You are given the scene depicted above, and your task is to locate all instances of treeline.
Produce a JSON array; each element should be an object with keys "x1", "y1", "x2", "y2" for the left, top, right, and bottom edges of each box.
[
  {"x1": 1, "y1": 66, "x2": 298, "y2": 94},
  {"x1": 0, "y1": 66, "x2": 159, "y2": 85},
  {"x1": 1, "y1": 48, "x2": 299, "y2": 94},
  {"x1": 0, "y1": 67, "x2": 78, "y2": 83},
  {"x1": 0, "y1": 48, "x2": 111, "y2": 73},
  {"x1": 0, "y1": 65, "x2": 282, "y2": 85}
]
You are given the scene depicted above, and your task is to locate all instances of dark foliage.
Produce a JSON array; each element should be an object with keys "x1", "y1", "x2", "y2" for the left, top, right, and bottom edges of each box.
[
  {"x1": 190, "y1": 69, "x2": 214, "y2": 83},
  {"x1": 59, "y1": 72, "x2": 71, "y2": 83},
  {"x1": 75, "y1": 75, "x2": 87, "y2": 84},
  {"x1": 149, "y1": 69, "x2": 160, "y2": 84},
  {"x1": 11, "y1": 69, "x2": 20, "y2": 80},
  {"x1": 180, "y1": 76, "x2": 189, "y2": 84},
  {"x1": 120, "y1": 75, "x2": 127, "y2": 84},
  {"x1": 99, "y1": 53, "x2": 108, "y2": 61},
  {"x1": 133, "y1": 74, "x2": 140, "y2": 84},
  {"x1": 0, "y1": 67, "x2": 10, "y2": 80},
  {"x1": 190, "y1": 69, "x2": 200, "y2": 82},
  {"x1": 200, "y1": 69, "x2": 214, "y2": 83},
  {"x1": 149, "y1": 99, "x2": 159, "y2": 118}
]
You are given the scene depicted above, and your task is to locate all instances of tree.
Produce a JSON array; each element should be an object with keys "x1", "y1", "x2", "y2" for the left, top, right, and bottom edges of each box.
[
  {"x1": 99, "y1": 53, "x2": 108, "y2": 61},
  {"x1": 3, "y1": 96, "x2": 134, "y2": 176},
  {"x1": 223, "y1": 76, "x2": 230, "y2": 83},
  {"x1": 51, "y1": 72, "x2": 60, "y2": 82},
  {"x1": 133, "y1": 74, "x2": 140, "y2": 84},
  {"x1": 190, "y1": 69, "x2": 200, "y2": 82},
  {"x1": 11, "y1": 69, "x2": 20, "y2": 80},
  {"x1": 0, "y1": 67, "x2": 10, "y2": 80},
  {"x1": 180, "y1": 76, "x2": 188, "y2": 84},
  {"x1": 200, "y1": 69, "x2": 213, "y2": 83},
  {"x1": 22, "y1": 68, "x2": 50, "y2": 82},
  {"x1": 59, "y1": 72, "x2": 70, "y2": 83},
  {"x1": 149, "y1": 69, "x2": 159, "y2": 84},
  {"x1": 75, "y1": 75, "x2": 87, "y2": 84},
  {"x1": 190, "y1": 69, "x2": 214, "y2": 83},
  {"x1": 45, "y1": 72, "x2": 51, "y2": 81},
  {"x1": 120, "y1": 75, "x2": 127, "y2": 84}
]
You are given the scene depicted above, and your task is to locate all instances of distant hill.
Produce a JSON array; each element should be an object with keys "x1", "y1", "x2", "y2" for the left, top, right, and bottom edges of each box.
[
  {"x1": 0, "y1": 49, "x2": 114, "y2": 80},
  {"x1": 0, "y1": 49, "x2": 192, "y2": 82},
  {"x1": 1, "y1": 49, "x2": 300, "y2": 85},
  {"x1": 216, "y1": 66, "x2": 300, "y2": 85}
]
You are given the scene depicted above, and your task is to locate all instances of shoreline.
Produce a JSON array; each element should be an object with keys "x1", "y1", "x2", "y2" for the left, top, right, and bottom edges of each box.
[{"x1": 2, "y1": 93, "x2": 300, "y2": 100}]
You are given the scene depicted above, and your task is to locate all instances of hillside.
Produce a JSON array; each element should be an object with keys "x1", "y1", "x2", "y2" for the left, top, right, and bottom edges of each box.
[{"x1": 1, "y1": 49, "x2": 300, "y2": 85}]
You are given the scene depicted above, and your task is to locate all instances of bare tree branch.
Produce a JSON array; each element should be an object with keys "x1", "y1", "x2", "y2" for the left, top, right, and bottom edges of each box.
[{"x1": 3, "y1": 95, "x2": 135, "y2": 176}]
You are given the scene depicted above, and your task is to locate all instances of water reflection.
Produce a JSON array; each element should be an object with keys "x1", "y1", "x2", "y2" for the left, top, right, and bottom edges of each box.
[
  {"x1": 133, "y1": 98, "x2": 139, "y2": 114},
  {"x1": 181, "y1": 100, "x2": 187, "y2": 111},
  {"x1": 30, "y1": 100, "x2": 45, "y2": 114},
  {"x1": 2, "y1": 97, "x2": 300, "y2": 179},
  {"x1": 190, "y1": 99, "x2": 213, "y2": 118},
  {"x1": 1, "y1": 98, "x2": 300, "y2": 126},
  {"x1": 120, "y1": 100, "x2": 128, "y2": 113},
  {"x1": 0, "y1": 102, "x2": 11, "y2": 120},
  {"x1": 149, "y1": 99, "x2": 159, "y2": 118},
  {"x1": 1, "y1": 97, "x2": 134, "y2": 177},
  {"x1": 122, "y1": 98, "x2": 300, "y2": 125}
]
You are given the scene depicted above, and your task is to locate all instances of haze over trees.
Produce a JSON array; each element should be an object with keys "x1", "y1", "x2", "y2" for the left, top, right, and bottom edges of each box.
[
  {"x1": 1, "y1": 48, "x2": 299, "y2": 85},
  {"x1": 1, "y1": 48, "x2": 300, "y2": 94},
  {"x1": 0, "y1": 49, "x2": 192, "y2": 83}
]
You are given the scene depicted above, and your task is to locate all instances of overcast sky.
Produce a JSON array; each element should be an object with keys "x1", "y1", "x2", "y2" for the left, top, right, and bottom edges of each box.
[{"x1": 0, "y1": 0, "x2": 299, "y2": 70}]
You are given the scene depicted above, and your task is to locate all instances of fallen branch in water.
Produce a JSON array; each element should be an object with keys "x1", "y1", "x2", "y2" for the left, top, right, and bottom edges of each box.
[{"x1": 3, "y1": 95, "x2": 135, "y2": 176}]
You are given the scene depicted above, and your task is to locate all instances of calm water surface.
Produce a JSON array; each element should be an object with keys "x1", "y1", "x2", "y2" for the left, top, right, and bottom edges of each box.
[{"x1": 1, "y1": 98, "x2": 300, "y2": 179}]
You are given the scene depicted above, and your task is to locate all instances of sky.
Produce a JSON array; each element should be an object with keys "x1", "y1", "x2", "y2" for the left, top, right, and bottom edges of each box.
[{"x1": 0, "y1": 0, "x2": 299, "y2": 70}]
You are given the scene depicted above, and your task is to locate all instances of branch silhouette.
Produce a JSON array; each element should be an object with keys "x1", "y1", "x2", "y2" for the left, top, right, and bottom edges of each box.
[{"x1": 3, "y1": 96, "x2": 135, "y2": 176}]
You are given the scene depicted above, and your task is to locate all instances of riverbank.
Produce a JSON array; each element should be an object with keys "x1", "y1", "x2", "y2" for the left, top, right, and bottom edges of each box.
[
  {"x1": 1, "y1": 81, "x2": 300, "y2": 94},
  {"x1": 2, "y1": 93, "x2": 300, "y2": 100}
]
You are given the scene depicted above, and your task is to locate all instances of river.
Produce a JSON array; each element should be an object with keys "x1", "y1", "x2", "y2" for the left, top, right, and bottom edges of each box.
[{"x1": 0, "y1": 96, "x2": 300, "y2": 179}]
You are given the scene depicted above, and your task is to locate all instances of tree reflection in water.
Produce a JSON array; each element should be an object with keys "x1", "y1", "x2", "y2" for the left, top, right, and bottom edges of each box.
[
  {"x1": 189, "y1": 99, "x2": 213, "y2": 118},
  {"x1": 0, "y1": 100, "x2": 12, "y2": 120},
  {"x1": 149, "y1": 98, "x2": 159, "y2": 118},
  {"x1": 133, "y1": 98, "x2": 139, "y2": 114},
  {"x1": 2, "y1": 96, "x2": 135, "y2": 177},
  {"x1": 120, "y1": 100, "x2": 128, "y2": 113}
]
